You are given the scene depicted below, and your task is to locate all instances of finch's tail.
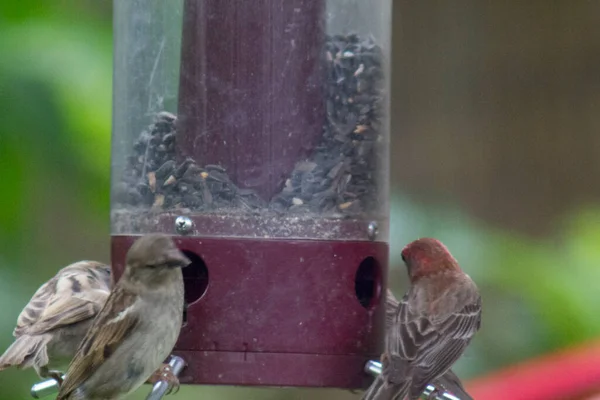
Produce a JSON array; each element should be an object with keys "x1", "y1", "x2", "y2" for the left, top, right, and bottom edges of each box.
[
  {"x1": 0, "y1": 334, "x2": 51, "y2": 371},
  {"x1": 362, "y1": 375, "x2": 410, "y2": 400},
  {"x1": 433, "y1": 369, "x2": 474, "y2": 400}
]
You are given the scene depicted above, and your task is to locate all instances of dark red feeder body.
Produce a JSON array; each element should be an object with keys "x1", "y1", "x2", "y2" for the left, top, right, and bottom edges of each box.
[{"x1": 111, "y1": 0, "x2": 392, "y2": 390}]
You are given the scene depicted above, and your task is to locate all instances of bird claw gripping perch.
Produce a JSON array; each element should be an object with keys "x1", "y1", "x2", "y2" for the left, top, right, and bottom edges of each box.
[
  {"x1": 364, "y1": 360, "x2": 462, "y2": 400},
  {"x1": 29, "y1": 355, "x2": 186, "y2": 399},
  {"x1": 145, "y1": 355, "x2": 186, "y2": 400},
  {"x1": 30, "y1": 375, "x2": 65, "y2": 399}
]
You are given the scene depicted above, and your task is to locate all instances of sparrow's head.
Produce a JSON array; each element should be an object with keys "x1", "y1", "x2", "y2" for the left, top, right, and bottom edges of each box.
[
  {"x1": 401, "y1": 238, "x2": 460, "y2": 281},
  {"x1": 59, "y1": 260, "x2": 113, "y2": 289},
  {"x1": 93, "y1": 263, "x2": 114, "y2": 288},
  {"x1": 125, "y1": 234, "x2": 190, "y2": 284}
]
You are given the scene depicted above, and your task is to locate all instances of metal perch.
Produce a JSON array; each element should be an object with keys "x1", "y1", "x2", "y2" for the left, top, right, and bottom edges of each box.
[
  {"x1": 364, "y1": 361, "x2": 462, "y2": 400},
  {"x1": 30, "y1": 355, "x2": 186, "y2": 399},
  {"x1": 146, "y1": 355, "x2": 186, "y2": 400},
  {"x1": 30, "y1": 376, "x2": 62, "y2": 399}
]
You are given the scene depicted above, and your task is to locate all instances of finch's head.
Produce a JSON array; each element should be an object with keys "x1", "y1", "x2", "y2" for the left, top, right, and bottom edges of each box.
[
  {"x1": 125, "y1": 234, "x2": 190, "y2": 285},
  {"x1": 401, "y1": 238, "x2": 460, "y2": 281}
]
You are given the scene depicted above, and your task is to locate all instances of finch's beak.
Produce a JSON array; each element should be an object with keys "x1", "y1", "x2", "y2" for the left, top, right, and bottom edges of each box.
[{"x1": 166, "y1": 249, "x2": 192, "y2": 268}]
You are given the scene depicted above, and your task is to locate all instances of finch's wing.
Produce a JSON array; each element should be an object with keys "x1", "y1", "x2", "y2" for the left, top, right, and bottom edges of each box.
[
  {"x1": 18, "y1": 263, "x2": 111, "y2": 336},
  {"x1": 386, "y1": 281, "x2": 481, "y2": 393},
  {"x1": 56, "y1": 288, "x2": 139, "y2": 400},
  {"x1": 385, "y1": 289, "x2": 399, "y2": 331},
  {"x1": 387, "y1": 289, "x2": 438, "y2": 362},
  {"x1": 410, "y1": 297, "x2": 481, "y2": 396}
]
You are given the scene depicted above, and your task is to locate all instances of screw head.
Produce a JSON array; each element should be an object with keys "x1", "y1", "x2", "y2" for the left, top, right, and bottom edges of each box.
[
  {"x1": 367, "y1": 221, "x2": 378, "y2": 240},
  {"x1": 175, "y1": 216, "x2": 193, "y2": 234}
]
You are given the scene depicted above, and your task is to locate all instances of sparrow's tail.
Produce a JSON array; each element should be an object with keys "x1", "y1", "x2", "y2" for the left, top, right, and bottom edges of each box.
[
  {"x1": 362, "y1": 374, "x2": 410, "y2": 400},
  {"x1": 0, "y1": 334, "x2": 51, "y2": 371}
]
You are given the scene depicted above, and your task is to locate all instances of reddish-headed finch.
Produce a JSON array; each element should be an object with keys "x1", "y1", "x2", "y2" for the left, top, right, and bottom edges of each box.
[
  {"x1": 365, "y1": 238, "x2": 481, "y2": 400},
  {"x1": 385, "y1": 289, "x2": 474, "y2": 400}
]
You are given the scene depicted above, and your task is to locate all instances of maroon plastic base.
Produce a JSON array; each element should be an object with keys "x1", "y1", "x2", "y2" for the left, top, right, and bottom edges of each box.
[
  {"x1": 172, "y1": 351, "x2": 374, "y2": 388},
  {"x1": 112, "y1": 235, "x2": 387, "y2": 388}
]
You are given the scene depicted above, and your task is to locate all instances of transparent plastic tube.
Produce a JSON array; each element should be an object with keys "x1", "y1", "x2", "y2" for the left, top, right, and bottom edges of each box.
[{"x1": 111, "y1": 0, "x2": 391, "y2": 242}]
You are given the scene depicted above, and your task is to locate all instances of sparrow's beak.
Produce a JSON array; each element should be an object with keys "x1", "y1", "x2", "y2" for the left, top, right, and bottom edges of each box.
[{"x1": 166, "y1": 249, "x2": 192, "y2": 268}]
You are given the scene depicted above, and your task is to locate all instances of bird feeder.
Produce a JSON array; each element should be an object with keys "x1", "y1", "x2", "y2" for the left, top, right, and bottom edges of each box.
[{"x1": 110, "y1": 0, "x2": 392, "y2": 389}]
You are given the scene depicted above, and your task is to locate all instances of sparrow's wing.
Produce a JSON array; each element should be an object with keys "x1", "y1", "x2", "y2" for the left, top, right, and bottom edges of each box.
[
  {"x1": 16, "y1": 263, "x2": 112, "y2": 336},
  {"x1": 57, "y1": 288, "x2": 139, "y2": 400},
  {"x1": 13, "y1": 279, "x2": 55, "y2": 336}
]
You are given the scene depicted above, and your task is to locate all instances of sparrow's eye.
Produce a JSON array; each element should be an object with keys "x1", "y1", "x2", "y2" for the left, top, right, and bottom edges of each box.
[{"x1": 165, "y1": 260, "x2": 183, "y2": 268}]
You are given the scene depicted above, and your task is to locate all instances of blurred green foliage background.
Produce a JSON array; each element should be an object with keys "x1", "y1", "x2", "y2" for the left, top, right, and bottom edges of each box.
[{"x1": 2, "y1": 1, "x2": 600, "y2": 399}]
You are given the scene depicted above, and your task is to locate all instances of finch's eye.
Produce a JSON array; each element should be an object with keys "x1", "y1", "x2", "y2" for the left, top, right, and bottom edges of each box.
[{"x1": 401, "y1": 254, "x2": 407, "y2": 263}]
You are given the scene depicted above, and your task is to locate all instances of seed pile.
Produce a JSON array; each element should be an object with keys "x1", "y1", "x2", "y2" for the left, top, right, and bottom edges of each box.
[
  {"x1": 270, "y1": 34, "x2": 385, "y2": 215},
  {"x1": 113, "y1": 111, "x2": 265, "y2": 212},
  {"x1": 114, "y1": 34, "x2": 385, "y2": 217}
]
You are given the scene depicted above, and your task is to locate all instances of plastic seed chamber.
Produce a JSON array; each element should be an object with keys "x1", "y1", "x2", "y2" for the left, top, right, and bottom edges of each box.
[{"x1": 110, "y1": 0, "x2": 391, "y2": 389}]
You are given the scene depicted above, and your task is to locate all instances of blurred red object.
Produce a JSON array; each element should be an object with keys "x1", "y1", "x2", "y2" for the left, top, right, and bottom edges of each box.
[{"x1": 466, "y1": 339, "x2": 600, "y2": 400}]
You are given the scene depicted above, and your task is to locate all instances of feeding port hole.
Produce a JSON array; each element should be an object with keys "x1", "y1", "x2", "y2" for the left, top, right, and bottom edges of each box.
[
  {"x1": 181, "y1": 250, "x2": 209, "y2": 305},
  {"x1": 355, "y1": 256, "x2": 381, "y2": 308}
]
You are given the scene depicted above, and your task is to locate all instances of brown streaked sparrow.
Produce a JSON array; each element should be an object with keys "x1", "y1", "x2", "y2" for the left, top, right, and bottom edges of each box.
[
  {"x1": 0, "y1": 261, "x2": 112, "y2": 384},
  {"x1": 57, "y1": 234, "x2": 190, "y2": 400}
]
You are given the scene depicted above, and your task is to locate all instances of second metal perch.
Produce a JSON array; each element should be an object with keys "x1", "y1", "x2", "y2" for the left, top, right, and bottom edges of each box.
[{"x1": 364, "y1": 361, "x2": 462, "y2": 400}]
